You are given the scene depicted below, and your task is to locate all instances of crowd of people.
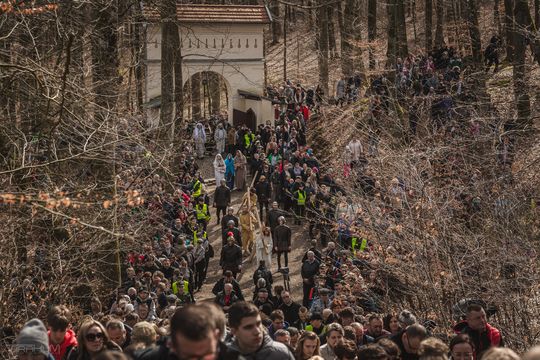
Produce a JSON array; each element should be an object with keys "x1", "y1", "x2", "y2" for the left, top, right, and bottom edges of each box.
[{"x1": 10, "y1": 38, "x2": 527, "y2": 360}]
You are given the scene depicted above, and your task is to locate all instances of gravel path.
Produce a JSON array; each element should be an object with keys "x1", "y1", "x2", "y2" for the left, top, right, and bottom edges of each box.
[{"x1": 194, "y1": 155, "x2": 310, "y2": 304}]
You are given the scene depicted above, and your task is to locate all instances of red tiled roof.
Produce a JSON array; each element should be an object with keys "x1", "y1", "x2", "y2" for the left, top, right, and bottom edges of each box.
[{"x1": 143, "y1": 4, "x2": 271, "y2": 24}]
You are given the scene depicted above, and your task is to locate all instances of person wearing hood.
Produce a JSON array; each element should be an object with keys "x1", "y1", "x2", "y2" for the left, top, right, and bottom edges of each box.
[
  {"x1": 453, "y1": 304, "x2": 503, "y2": 358},
  {"x1": 47, "y1": 306, "x2": 78, "y2": 360},
  {"x1": 16, "y1": 318, "x2": 55, "y2": 360},
  {"x1": 213, "y1": 154, "x2": 226, "y2": 187},
  {"x1": 193, "y1": 122, "x2": 207, "y2": 159},
  {"x1": 224, "y1": 154, "x2": 235, "y2": 190},
  {"x1": 214, "y1": 122, "x2": 227, "y2": 154},
  {"x1": 227, "y1": 301, "x2": 294, "y2": 360}
]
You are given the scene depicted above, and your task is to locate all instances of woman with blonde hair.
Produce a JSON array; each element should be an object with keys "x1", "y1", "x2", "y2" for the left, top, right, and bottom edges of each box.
[
  {"x1": 131, "y1": 321, "x2": 157, "y2": 348},
  {"x1": 67, "y1": 320, "x2": 121, "y2": 360},
  {"x1": 295, "y1": 331, "x2": 321, "y2": 360}
]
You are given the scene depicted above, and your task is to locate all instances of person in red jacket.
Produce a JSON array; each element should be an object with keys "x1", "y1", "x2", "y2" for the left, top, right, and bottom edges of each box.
[
  {"x1": 453, "y1": 304, "x2": 503, "y2": 358},
  {"x1": 47, "y1": 305, "x2": 78, "y2": 360}
]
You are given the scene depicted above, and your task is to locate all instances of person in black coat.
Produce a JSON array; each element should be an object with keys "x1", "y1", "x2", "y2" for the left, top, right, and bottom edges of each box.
[
  {"x1": 253, "y1": 260, "x2": 273, "y2": 292},
  {"x1": 255, "y1": 176, "x2": 272, "y2": 220},
  {"x1": 273, "y1": 216, "x2": 292, "y2": 270},
  {"x1": 220, "y1": 236, "x2": 243, "y2": 278},
  {"x1": 301, "y1": 251, "x2": 320, "y2": 307},
  {"x1": 222, "y1": 220, "x2": 242, "y2": 248},
  {"x1": 221, "y1": 207, "x2": 239, "y2": 230},
  {"x1": 389, "y1": 324, "x2": 428, "y2": 360},
  {"x1": 302, "y1": 239, "x2": 322, "y2": 263},
  {"x1": 267, "y1": 201, "x2": 284, "y2": 239},
  {"x1": 278, "y1": 291, "x2": 302, "y2": 325},
  {"x1": 212, "y1": 270, "x2": 245, "y2": 301},
  {"x1": 213, "y1": 180, "x2": 231, "y2": 225}
]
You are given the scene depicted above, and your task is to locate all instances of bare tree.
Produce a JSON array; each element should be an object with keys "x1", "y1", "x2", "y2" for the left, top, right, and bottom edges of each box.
[
  {"x1": 368, "y1": 0, "x2": 377, "y2": 69},
  {"x1": 425, "y1": 0, "x2": 433, "y2": 51},
  {"x1": 434, "y1": 0, "x2": 444, "y2": 48},
  {"x1": 504, "y1": 0, "x2": 515, "y2": 62},
  {"x1": 317, "y1": 0, "x2": 330, "y2": 97},
  {"x1": 465, "y1": 0, "x2": 482, "y2": 65}
]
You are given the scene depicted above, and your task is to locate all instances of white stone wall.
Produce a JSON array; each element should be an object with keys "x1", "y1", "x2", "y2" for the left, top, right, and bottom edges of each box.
[{"x1": 144, "y1": 22, "x2": 268, "y2": 126}]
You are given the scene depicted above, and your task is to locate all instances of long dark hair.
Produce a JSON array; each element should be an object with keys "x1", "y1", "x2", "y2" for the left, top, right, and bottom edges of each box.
[{"x1": 295, "y1": 331, "x2": 320, "y2": 360}]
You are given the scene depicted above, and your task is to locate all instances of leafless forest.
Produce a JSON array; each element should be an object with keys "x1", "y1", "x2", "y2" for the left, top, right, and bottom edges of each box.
[{"x1": 1, "y1": 0, "x2": 540, "y2": 350}]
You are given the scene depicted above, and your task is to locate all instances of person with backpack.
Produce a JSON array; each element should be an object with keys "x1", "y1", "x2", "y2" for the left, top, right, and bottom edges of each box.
[{"x1": 253, "y1": 260, "x2": 273, "y2": 294}]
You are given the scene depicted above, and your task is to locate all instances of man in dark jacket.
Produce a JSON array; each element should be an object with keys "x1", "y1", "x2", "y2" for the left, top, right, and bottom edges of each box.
[
  {"x1": 301, "y1": 251, "x2": 320, "y2": 307},
  {"x1": 222, "y1": 220, "x2": 242, "y2": 248},
  {"x1": 135, "y1": 304, "x2": 238, "y2": 360},
  {"x1": 255, "y1": 175, "x2": 271, "y2": 220},
  {"x1": 266, "y1": 201, "x2": 283, "y2": 238},
  {"x1": 389, "y1": 324, "x2": 427, "y2": 360},
  {"x1": 214, "y1": 283, "x2": 239, "y2": 313},
  {"x1": 220, "y1": 236, "x2": 242, "y2": 278},
  {"x1": 212, "y1": 270, "x2": 244, "y2": 301},
  {"x1": 273, "y1": 216, "x2": 291, "y2": 270},
  {"x1": 302, "y1": 239, "x2": 322, "y2": 263},
  {"x1": 253, "y1": 260, "x2": 273, "y2": 291},
  {"x1": 221, "y1": 207, "x2": 239, "y2": 231},
  {"x1": 453, "y1": 304, "x2": 504, "y2": 358},
  {"x1": 278, "y1": 291, "x2": 301, "y2": 325},
  {"x1": 227, "y1": 302, "x2": 295, "y2": 360},
  {"x1": 213, "y1": 179, "x2": 231, "y2": 225}
]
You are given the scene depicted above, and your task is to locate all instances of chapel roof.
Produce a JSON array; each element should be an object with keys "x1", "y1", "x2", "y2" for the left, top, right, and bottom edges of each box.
[{"x1": 143, "y1": 4, "x2": 272, "y2": 24}]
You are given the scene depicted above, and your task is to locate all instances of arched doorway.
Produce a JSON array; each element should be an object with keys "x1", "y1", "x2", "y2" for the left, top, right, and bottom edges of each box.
[{"x1": 183, "y1": 71, "x2": 229, "y2": 121}]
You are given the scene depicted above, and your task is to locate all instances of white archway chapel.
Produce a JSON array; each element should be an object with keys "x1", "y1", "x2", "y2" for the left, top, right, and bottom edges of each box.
[{"x1": 142, "y1": 3, "x2": 274, "y2": 130}]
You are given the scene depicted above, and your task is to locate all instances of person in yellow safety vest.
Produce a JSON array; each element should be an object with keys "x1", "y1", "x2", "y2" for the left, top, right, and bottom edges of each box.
[
  {"x1": 192, "y1": 230, "x2": 208, "y2": 245},
  {"x1": 195, "y1": 198, "x2": 211, "y2": 231},
  {"x1": 293, "y1": 184, "x2": 307, "y2": 225},
  {"x1": 351, "y1": 236, "x2": 369, "y2": 255},
  {"x1": 244, "y1": 130, "x2": 255, "y2": 150},
  {"x1": 304, "y1": 313, "x2": 327, "y2": 336},
  {"x1": 172, "y1": 277, "x2": 193, "y2": 303},
  {"x1": 192, "y1": 179, "x2": 202, "y2": 199}
]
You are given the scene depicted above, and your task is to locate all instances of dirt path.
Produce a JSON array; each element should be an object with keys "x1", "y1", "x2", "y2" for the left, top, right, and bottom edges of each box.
[{"x1": 195, "y1": 156, "x2": 310, "y2": 304}]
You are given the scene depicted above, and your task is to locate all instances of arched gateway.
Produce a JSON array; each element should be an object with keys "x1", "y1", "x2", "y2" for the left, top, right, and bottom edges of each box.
[{"x1": 143, "y1": 4, "x2": 273, "y2": 130}]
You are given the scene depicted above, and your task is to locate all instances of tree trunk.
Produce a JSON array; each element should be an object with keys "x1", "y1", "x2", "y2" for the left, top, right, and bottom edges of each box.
[
  {"x1": 494, "y1": 0, "x2": 502, "y2": 37},
  {"x1": 317, "y1": 1, "x2": 329, "y2": 97},
  {"x1": 172, "y1": 19, "x2": 183, "y2": 129},
  {"x1": 534, "y1": 0, "x2": 540, "y2": 30},
  {"x1": 425, "y1": 0, "x2": 433, "y2": 51},
  {"x1": 284, "y1": 5, "x2": 288, "y2": 80},
  {"x1": 352, "y1": 1, "x2": 364, "y2": 72},
  {"x1": 396, "y1": 0, "x2": 409, "y2": 58},
  {"x1": 132, "y1": 1, "x2": 144, "y2": 112},
  {"x1": 435, "y1": 0, "x2": 444, "y2": 47},
  {"x1": 91, "y1": 0, "x2": 119, "y2": 121},
  {"x1": 387, "y1": 0, "x2": 398, "y2": 66},
  {"x1": 412, "y1": 0, "x2": 418, "y2": 42},
  {"x1": 466, "y1": 0, "x2": 482, "y2": 65},
  {"x1": 328, "y1": 6, "x2": 337, "y2": 57},
  {"x1": 513, "y1": 0, "x2": 531, "y2": 128},
  {"x1": 341, "y1": 0, "x2": 357, "y2": 76},
  {"x1": 368, "y1": 0, "x2": 377, "y2": 69},
  {"x1": 504, "y1": 0, "x2": 514, "y2": 62}
]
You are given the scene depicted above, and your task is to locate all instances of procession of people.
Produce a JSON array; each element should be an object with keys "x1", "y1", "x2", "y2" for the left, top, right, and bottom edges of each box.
[{"x1": 11, "y1": 43, "x2": 527, "y2": 360}]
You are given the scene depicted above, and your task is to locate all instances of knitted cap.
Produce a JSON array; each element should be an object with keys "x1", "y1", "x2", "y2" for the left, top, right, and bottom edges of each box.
[
  {"x1": 16, "y1": 319, "x2": 49, "y2": 356},
  {"x1": 398, "y1": 310, "x2": 417, "y2": 326}
]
